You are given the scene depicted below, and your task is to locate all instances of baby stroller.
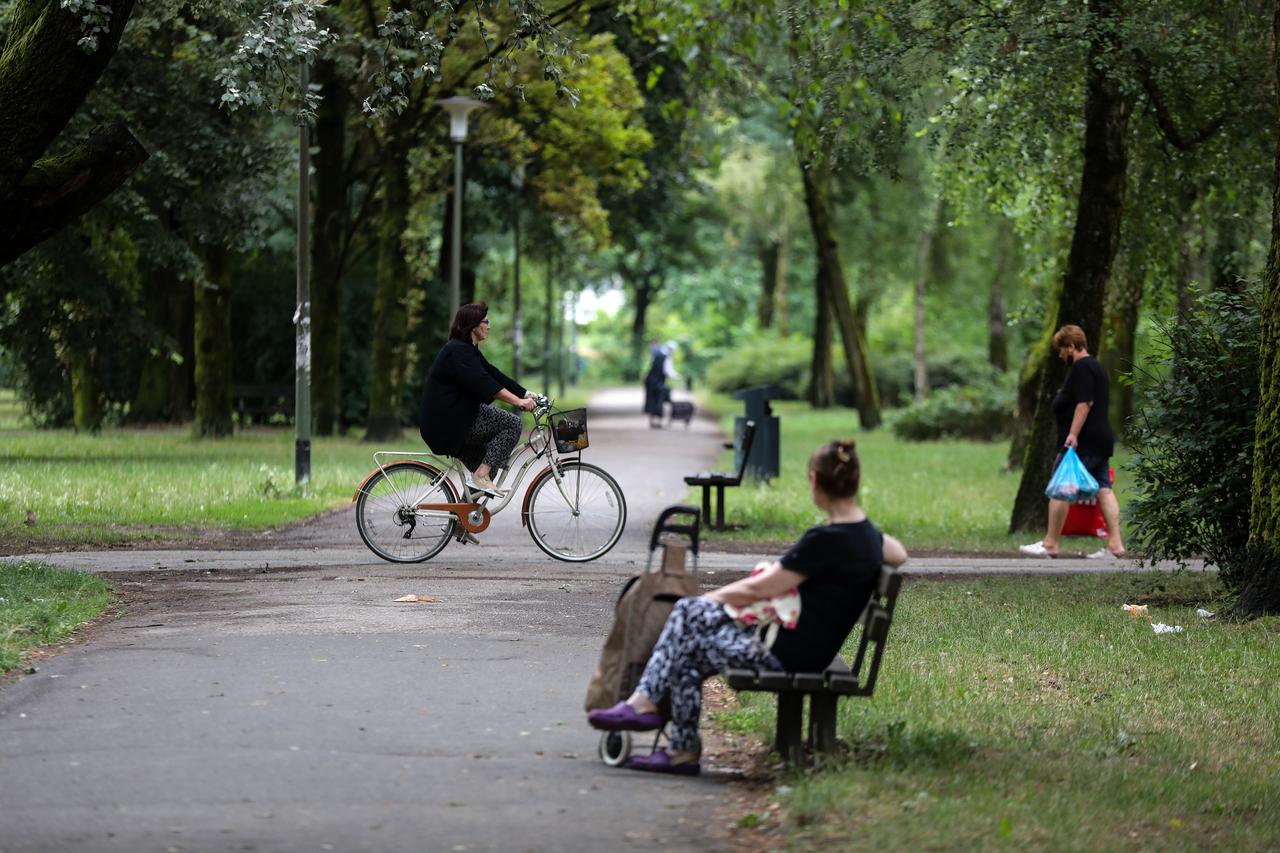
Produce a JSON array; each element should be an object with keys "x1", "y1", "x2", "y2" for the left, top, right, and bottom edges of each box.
[{"x1": 584, "y1": 505, "x2": 701, "y2": 766}]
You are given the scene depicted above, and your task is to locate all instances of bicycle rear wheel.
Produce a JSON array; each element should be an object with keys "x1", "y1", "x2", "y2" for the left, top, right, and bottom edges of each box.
[
  {"x1": 356, "y1": 461, "x2": 458, "y2": 563},
  {"x1": 525, "y1": 460, "x2": 626, "y2": 562}
]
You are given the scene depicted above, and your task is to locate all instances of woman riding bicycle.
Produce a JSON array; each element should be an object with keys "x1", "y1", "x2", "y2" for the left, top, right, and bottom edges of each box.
[{"x1": 419, "y1": 303, "x2": 537, "y2": 498}]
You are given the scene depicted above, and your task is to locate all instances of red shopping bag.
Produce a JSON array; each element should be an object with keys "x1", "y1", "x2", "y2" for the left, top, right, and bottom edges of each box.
[{"x1": 1062, "y1": 467, "x2": 1113, "y2": 538}]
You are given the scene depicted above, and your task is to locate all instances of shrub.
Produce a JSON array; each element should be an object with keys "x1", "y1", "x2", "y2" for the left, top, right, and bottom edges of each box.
[
  {"x1": 706, "y1": 337, "x2": 811, "y2": 399},
  {"x1": 890, "y1": 373, "x2": 1015, "y2": 441},
  {"x1": 1125, "y1": 287, "x2": 1260, "y2": 586}
]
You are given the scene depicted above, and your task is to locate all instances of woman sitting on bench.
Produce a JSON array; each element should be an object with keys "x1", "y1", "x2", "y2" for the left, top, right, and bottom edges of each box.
[{"x1": 588, "y1": 440, "x2": 908, "y2": 775}]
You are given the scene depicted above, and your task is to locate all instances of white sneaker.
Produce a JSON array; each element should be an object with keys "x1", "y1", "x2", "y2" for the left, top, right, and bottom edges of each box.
[
  {"x1": 1087, "y1": 548, "x2": 1120, "y2": 561},
  {"x1": 1018, "y1": 541, "x2": 1057, "y2": 558},
  {"x1": 464, "y1": 475, "x2": 508, "y2": 498}
]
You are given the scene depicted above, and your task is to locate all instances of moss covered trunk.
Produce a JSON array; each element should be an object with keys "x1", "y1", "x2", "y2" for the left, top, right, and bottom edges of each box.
[
  {"x1": 193, "y1": 245, "x2": 233, "y2": 438},
  {"x1": 1236, "y1": 3, "x2": 1280, "y2": 617},
  {"x1": 799, "y1": 159, "x2": 881, "y2": 427},
  {"x1": 1009, "y1": 0, "x2": 1129, "y2": 532},
  {"x1": 363, "y1": 149, "x2": 412, "y2": 443},
  {"x1": 1100, "y1": 252, "x2": 1142, "y2": 440},
  {"x1": 310, "y1": 56, "x2": 350, "y2": 436}
]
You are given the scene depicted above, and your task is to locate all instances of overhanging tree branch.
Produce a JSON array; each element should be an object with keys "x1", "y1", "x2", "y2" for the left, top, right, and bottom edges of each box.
[
  {"x1": 1134, "y1": 51, "x2": 1228, "y2": 151},
  {"x1": 0, "y1": 121, "x2": 148, "y2": 268}
]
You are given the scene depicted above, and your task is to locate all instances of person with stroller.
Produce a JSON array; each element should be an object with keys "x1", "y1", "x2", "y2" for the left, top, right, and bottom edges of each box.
[
  {"x1": 588, "y1": 440, "x2": 909, "y2": 774},
  {"x1": 419, "y1": 303, "x2": 538, "y2": 498}
]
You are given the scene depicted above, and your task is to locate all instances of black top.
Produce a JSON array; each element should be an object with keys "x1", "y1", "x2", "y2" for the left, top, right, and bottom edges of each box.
[
  {"x1": 1051, "y1": 355, "x2": 1114, "y2": 458},
  {"x1": 770, "y1": 520, "x2": 884, "y2": 672},
  {"x1": 418, "y1": 339, "x2": 526, "y2": 456}
]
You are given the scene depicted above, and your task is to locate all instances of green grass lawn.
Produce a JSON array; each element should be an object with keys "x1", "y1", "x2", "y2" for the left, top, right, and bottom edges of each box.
[
  {"x1": 715, "y1": 572, "x2": 1280, "y2": 850},
  {"x1": 0, "y1": 426, "x2": 389, "y2": 549},
  {"x1": 0, "y1": 385, "x2": 601, "y2": 550},
  {"x1": 694, "y1": 397, "x2": 1133, "y2": 553},
  {"x1": 0, "y1": 560, "x2": 113, "y2": 672}
]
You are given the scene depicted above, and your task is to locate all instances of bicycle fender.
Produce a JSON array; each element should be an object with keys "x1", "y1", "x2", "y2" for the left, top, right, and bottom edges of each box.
[
  {"x1": 520, "y1": 459, "x2": 583, "y2": 526},
  {"x1": 352, "y1": 459, "x2": 444, "y2": 502}
]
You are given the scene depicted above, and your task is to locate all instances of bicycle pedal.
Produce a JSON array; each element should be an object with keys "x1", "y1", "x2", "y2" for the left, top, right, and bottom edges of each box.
[{"x1": 456, "y1": 531, "x2": 480, "y2": 545}]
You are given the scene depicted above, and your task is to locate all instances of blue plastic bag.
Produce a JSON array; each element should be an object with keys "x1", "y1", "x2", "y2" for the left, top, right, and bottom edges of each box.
[{"x1": 1045, "y1": 447, "x2": 1100, "y2": 503}]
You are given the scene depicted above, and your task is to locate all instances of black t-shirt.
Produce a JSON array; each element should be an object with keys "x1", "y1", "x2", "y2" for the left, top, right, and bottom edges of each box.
[
  {"x1": 770, "y1": 520, "x2": 884, "y2": 672},
  {"x1": 1051, "y1": 355, "x2": 1114, "y2": 458}
]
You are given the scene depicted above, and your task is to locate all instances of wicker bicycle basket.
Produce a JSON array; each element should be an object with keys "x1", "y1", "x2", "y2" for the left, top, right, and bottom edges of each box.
[{"x1": 549, "y1": 408, "x2": 589, "y2": 453}]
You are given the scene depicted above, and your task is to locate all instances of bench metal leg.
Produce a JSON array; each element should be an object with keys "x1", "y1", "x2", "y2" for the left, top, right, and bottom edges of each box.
[
  {"x1": 715, "y1": 485, "x2": 725, "y2": 530},
  {"x1": 775, "y1": 693, "x2": 803, "y2": 765},
  {"x1": 700, "y1": 486, "x2": 712, "y2": 526},
  {"x1": 808, "y1": 694, "x2": 838, "y2": 755}
]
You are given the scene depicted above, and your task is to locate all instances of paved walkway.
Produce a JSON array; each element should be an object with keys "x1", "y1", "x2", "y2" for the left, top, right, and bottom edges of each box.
[
  {"x1": 0, "y1": 388, "x2": 1193, "y2": 852},
  {"x1": 0, "y1": 388, "x2": 741, "y2": 853}
]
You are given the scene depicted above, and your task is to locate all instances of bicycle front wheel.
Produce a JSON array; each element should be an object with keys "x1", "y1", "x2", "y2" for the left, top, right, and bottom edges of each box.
[
  {"x1": 356, "y1": 461, "x2": 458, "y2": 563},
  {"x1": 524, "y1": 460, "x2": 627, "y2": 562}
]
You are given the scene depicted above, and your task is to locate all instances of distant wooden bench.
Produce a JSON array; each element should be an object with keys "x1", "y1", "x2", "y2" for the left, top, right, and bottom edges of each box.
[
  {"x1": 232, "y1": 384, "x2": 294, "y2": 424},
  {"x1": 725, "y1": 565, "x2": 903, "y2": 764},
  {"x1": 684, "y1": 420, "x2": 756, "y2": 531}
]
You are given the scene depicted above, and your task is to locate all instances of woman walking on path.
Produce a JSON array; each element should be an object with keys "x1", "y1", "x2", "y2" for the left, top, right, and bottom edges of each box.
[
  {"x1": 642, "y1": 341, "x2": 667, "y2": 428},
  {"x1": 419, "y1": 303, "x2": 538, "y2": 498},
  {"x1": 1019, "y1": 324, "x2": 1127, "y2": 559},
  {"x1": 588, "y1": 440, "x2": 908, "y2": 775}
]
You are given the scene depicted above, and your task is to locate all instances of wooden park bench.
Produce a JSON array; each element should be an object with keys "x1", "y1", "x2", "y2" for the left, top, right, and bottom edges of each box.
[
  {"x1": 232, "y1": 384, "x2": 294, "y2": 424},
  {"x1": 724, "y1": 564, "x2": 903, "y2": 764},
  {"x1": 684, "y1": 419, "x2": 757, "y2": 531}
]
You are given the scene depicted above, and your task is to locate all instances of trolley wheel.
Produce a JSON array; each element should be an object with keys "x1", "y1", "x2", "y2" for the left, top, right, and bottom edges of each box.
[{"x1": 598, "y1": 730, "x2": 632, "y2": 766}]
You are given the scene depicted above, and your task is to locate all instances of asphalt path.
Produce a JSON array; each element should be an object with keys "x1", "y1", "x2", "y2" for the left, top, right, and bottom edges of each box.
[{"x1": 0, "y1": 388, "x2": 1193, "y2": 852}]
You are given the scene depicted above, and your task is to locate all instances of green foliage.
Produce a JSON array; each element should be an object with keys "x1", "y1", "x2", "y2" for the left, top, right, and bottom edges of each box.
[
  {"x1": 705, "y1": 337, "x2": 810, "y2": 399},
  {"x1": 0, "y1": 561, "x2": 112, "y2": 672},
  {"x1": 1125, "y1": 288, "x2": 1261, "y2": 586},
  {"x1": 890, "y1": 373, "x2": 1015, "y2": 441}
]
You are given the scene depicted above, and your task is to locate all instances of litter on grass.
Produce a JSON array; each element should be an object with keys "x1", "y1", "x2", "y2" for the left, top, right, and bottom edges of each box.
[
  {"x1": 394, "y1": 594, "x2": 439, "y2": 603},
  {"x1": 1195, "y1": 608, "x2": 1214, "y2": 618},
  {"x1": 1151, "y1": 623, "x2": 1184, "y2": 634},
  {"x1": 1121, "y1": 604, "x2": 1149, "y2": 619}
]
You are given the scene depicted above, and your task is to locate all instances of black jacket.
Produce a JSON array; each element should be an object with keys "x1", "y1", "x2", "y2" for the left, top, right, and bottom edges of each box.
[{"x1": 419, "y1": 339, "x2": 526, "y2": 456}]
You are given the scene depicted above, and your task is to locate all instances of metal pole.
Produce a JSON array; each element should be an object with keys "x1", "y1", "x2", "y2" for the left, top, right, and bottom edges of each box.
[
  {"x1": 544, "y1": 249, "x2": 554, "y2": 395},
  {"x1": 295, "y1": 61, "x2": 312, "y2": 486},
  {"x1": 512, "y1": 174, "x2": 523, "y2": 384},
  {"x1": 569, "y1": 289, "x2": 578, "y2": 386},
  {"x1": 449, "y1": 139, "x2": 463, "y2": 325},
  {"x1": 556, "y1": 288, "x2": 565, "y2": 399}
]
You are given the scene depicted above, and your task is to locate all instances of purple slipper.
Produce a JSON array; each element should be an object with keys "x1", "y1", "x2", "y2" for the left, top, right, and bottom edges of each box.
[
  {"x1": 587, "y1": 701, "x2": 664, "y2": 732},
  {"x1": 625, "y1": 748, "x2": 701, "y2": 776}
]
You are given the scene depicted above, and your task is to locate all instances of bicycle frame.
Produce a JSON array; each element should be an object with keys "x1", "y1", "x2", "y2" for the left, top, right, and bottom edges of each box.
[{"x1": 359, "y1": 408, "x2": 578, "y2": 527}]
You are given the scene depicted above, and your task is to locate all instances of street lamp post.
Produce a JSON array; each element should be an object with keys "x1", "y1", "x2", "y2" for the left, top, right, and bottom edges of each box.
[
  {"x1": 437, "y1": 96, "x2": 486, "y2": 328},
  {"x1": 511, "y1": 161, "x2": 525, "y2": 384},
  {"x1": 295, "y1": 60, "x2": 312, "y2": 486}
]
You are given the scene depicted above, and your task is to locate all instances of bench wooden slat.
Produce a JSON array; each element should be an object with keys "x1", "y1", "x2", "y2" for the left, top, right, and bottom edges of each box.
[{"x1": 721, "y1": 564, "x2": 902, "y2": 765}]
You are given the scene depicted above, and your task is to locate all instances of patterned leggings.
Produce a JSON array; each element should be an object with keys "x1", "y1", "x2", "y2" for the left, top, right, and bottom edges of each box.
[
  {"x1": 636, "y1": 597, "x2": 781, "y2": 754},
  {"x1": 459, "y1": 404, "x2": 523, "y2": 471}
]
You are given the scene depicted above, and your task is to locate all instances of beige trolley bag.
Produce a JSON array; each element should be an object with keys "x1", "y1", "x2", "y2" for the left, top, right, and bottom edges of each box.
[{"x1": 585, "y1": 505, "x2": 701, "y2": 766}]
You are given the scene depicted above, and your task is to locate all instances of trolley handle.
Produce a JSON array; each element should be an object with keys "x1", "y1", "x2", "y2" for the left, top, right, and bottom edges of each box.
[{"x1": 649, "y1": 504, "x2": 701, "y2": 556}]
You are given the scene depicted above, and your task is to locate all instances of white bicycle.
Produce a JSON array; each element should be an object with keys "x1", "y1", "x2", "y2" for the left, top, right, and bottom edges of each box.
[{"x1": 353, "y1": 396, "x2": 627, "y2": 563}]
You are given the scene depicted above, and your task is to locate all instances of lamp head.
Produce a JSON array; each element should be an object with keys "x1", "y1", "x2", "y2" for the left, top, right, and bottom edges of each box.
[{"x1": 437, "y1": 95, "x2": 486, "y2": 142}]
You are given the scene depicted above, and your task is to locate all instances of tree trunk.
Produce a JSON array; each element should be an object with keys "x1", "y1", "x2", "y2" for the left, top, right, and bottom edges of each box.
[
  {"x1": 1100, "y1": 251, "x2": 1142, "y2": 439},
  {"x1": 131, "y1": 263, "x2": 181, "y2": 422},
  {"x1": 193, "y1": 245, "x2": 234, "y2": 438},
  {"x1": 988, "y1": 219, "x2": 1013, "y2": 373},
  {"x1": 1212, "y1": 204, "x2": 1244, "y2": 293},
  {"x1": 1235, "y1": 2, "x2": 1280, "y2": 617},
  {"x1": 630, "y1": 273, "x2": 654, "y2": 380},
  {"x1": 63, "y1": 345, "x2": 102, "y2": 432},
  {"x1": 311, "y1": 56, "x2": 350, "y2": 436},
  {"x1": 1009, "y1": 0, "x2": 1129, "y2": 533},
  {"x1": 914, "y1": 195, "x2": 944, "y2": 401},
  {"x1": 809, "y1": 276, "x2": 834, "y2": 408},
  {"x1": 758, "y1": 240, "x2": 780, "y2": 330},
  {"x1": 799, "y1": 158, "x2": 881, "y2": 427},
  {"x1": 0, "y1": 0, "x2": 146, "y2": 272},
  {"x1": 363, "y1": 148, "x2": 412, "y2": 442}
]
